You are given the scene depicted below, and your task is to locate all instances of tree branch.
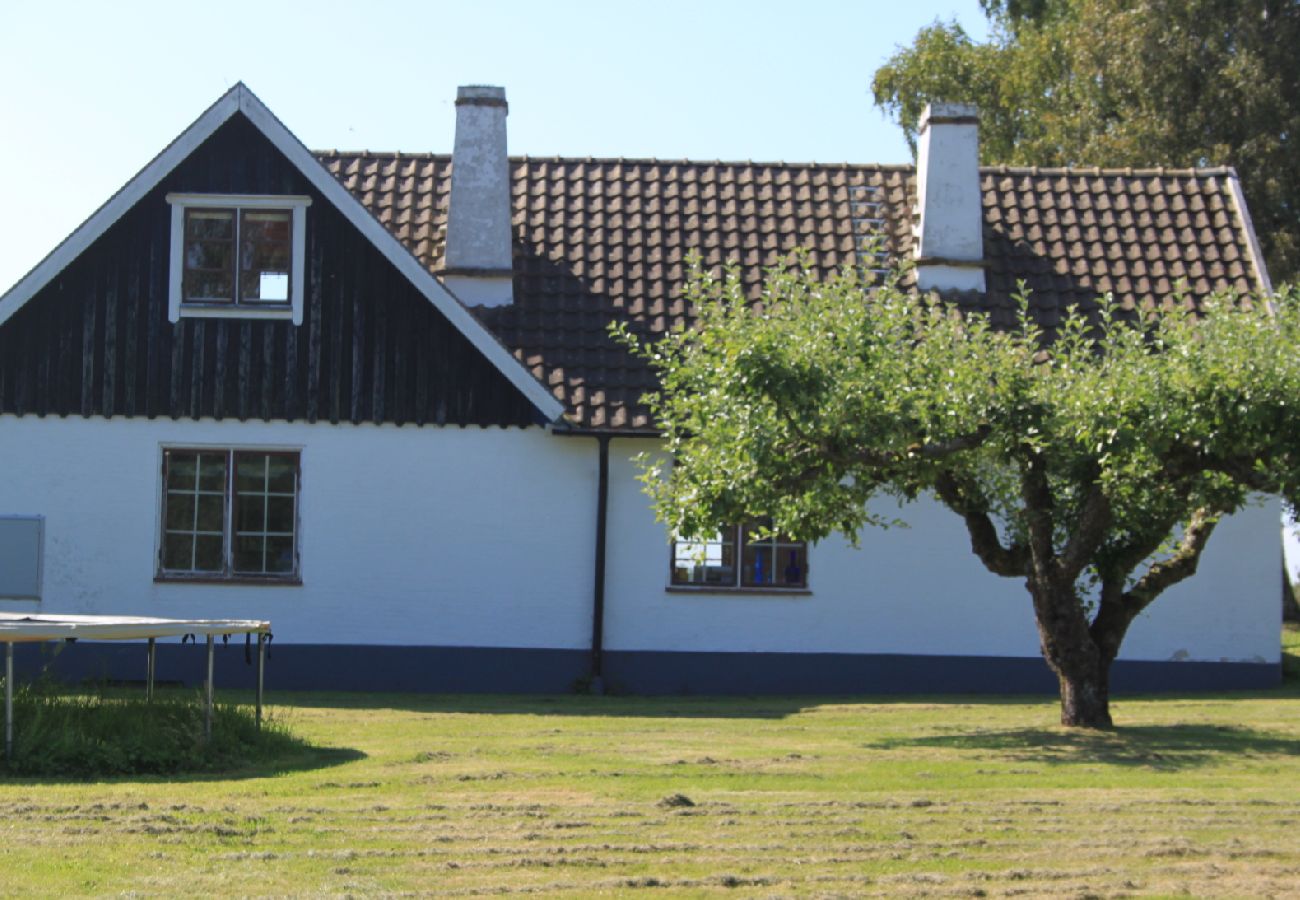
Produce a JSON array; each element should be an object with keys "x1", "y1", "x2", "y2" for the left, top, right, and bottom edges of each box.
[
  {"x1": 1055, "y1": 478, "x2": 1112, "y2": 584},
  {"x1": 1090, "y1": 577, "x2": 1137, "y2": 666},
  {"x1": 1161, "y1": 448, "x2": 1274, "y2": 493},
  {"x1": 1019, "y1": 455, "x2": 1057, "y2": 582},
  {"x1": 934, "y1": 471, "x2": 1028, "y2": 577},
  {"x1": 1124, "y1": 507, "x2": 1220, "y2": 612},
  {"x1": 1097, "y1": 514, "x2": 1180, "y2": 589},
  {"x1": 904, "y1": 425, "x2": 994, "y2": 460},
  {"x1": 818, "y1": 425, "x2": 994, "y2": 470},
  {"x1": 1208, "y1": 457, "x2": 1274, "y2": 493}
]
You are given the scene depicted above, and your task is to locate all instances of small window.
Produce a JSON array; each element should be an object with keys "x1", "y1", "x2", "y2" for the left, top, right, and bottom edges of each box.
[
  {"x1": 671, "y1": 520, "x2": 807, "y2": 590},
  {"x1": 159, "y1": 448, "x2": 300, "y2": 582},
  {"x1": 167, "y1": 194, "x2": 310, "y2": 324},
  {"x1": 0, "y1": 516, "x2": 44, "y2": 600}
]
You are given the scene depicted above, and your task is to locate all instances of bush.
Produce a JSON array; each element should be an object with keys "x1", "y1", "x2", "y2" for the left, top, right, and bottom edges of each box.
[
  {"x1": 0, "y1": 680, "x2": 308, "y2": 778},
  {"x1": 1284, "y1": 624, "x2": 1300, "y2": 685}
]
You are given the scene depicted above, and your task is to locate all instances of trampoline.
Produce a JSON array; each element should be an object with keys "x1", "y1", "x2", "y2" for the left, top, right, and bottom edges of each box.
[{"x1": 0, "y1": 613, "x2": 271, "y2": 760}]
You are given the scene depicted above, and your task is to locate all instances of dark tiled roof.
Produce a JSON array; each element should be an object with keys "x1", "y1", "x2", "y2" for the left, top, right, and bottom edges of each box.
[
  {"x1": 979, "y1": 166, "x2": 1260, "y2": 334},
  {"x1": 317, "y1": 152, "x2": 1264, "y2": 430}
]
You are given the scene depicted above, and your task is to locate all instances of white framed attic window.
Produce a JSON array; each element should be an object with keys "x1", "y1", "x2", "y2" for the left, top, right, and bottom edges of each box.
[{"x1": 166, "y1": 194, "x2": 310, "y2": 325}]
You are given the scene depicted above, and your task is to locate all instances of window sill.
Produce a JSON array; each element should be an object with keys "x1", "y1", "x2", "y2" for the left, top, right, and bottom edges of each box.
[
  {"x1": 177, "y1": 304, "x2": 294, "y2": 321},
  {"x1": 154, "y1": 575, "x2": 302, "y2": 587},
  {"x1": 666, "y1": 585, "x2": 811, "y2": 597}
]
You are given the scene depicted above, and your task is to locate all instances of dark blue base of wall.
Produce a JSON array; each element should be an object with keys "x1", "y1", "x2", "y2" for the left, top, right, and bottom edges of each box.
[
  {"x1": 8, "y1": 642, "x2": 1280, "y2": 696},
  {"x1": 604, "y1": 650, "x2": 1279, "y2": 695}
]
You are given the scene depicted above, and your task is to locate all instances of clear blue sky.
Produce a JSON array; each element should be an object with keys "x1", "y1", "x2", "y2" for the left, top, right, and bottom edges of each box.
[{"x1": 0, "y1": 0, "x2": 989, "y2": 292}]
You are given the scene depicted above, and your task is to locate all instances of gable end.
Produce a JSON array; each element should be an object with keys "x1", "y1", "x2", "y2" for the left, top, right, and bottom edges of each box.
[
  {"x1": 0, "y1": 83, "x2": 564, "y2": 425},
  {"x1": 0, "y1": 114, "x2": 544, "y2": 427}
]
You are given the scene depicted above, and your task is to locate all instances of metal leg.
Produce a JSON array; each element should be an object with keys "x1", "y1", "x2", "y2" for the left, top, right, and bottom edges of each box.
[
  {"x1": 146, "y1": 638, "x2": 156, "y2": 703},
  {"x1": 5, "y1": 643, "x2": 13, "y2": 762},
  {"x1": 204, "y1": 634, "x2": 214, "y2": 742},
  {"x1": 255, "y1": 633, "x2": 265, "y2": 732}
]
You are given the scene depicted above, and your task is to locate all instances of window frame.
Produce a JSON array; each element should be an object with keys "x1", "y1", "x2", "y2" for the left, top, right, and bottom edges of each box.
[
  {"x1": 166, "y1": 193, "x2": 311, "y2": 325},
  {"x1": 156, "y1": 446, "x2": 302, "y2": 585},
  {"x1": 668, "y1": 522, "x2": 809, "y2": 594}
]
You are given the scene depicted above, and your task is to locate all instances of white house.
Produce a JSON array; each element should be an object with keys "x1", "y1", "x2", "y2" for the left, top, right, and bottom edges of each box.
[{"x1": 0, "y1": 84, "x2": 1280, "y2": 693}]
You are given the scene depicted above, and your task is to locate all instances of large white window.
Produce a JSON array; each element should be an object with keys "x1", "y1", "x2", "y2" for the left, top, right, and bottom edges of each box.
[
  {"x1": 158, "y1": 448, "x2": 300, "y2": 582},
  {"x1": 671, "y1": 520, "x2": 808, "y2": 590},
  {"x1": 166, "y1": 194, "x2": 310, "y2": 324}
]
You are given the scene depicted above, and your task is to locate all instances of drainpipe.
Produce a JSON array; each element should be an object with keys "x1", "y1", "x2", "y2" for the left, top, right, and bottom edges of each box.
[
  {"x1": 589, "y1": 434, "x2": 610, "y2": 693},
  {"x1": 553, "y1": 427, "x2": 658, "y2": 691}
]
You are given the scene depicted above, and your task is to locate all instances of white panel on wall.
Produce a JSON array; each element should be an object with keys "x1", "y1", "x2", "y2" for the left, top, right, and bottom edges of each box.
[{"x1": 0, "y1": 515, "x2": 43, "y2": 600}]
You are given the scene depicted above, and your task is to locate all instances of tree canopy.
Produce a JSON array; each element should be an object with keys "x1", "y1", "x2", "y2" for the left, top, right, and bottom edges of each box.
[
  {"x1": 623, "y1": 260, "x2": 1300, "y2": 727},
  {"x1": 872, "y1": 0, "x2": 1300, "y2": 283}
]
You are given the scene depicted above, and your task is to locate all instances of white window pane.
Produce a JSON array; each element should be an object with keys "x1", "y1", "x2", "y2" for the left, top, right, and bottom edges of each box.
[{"x1": 257, "y1": 271, "x2": 289, "y2": 301}]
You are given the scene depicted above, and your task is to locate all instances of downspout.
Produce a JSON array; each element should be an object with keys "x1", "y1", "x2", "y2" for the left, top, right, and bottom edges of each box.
[
  {"x1": 590, "y1": 434, "x2": 611, "y2": 694},
  {"x1": 552, "y1": 426, "x2": 660, "y2": 691}
]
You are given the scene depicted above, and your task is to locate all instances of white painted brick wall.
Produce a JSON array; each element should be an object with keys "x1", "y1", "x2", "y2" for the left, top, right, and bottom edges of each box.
[
  {"x1": 0, "y1": 420, "x2": 1280, "y2": 664},
  {"x1": 601, "y1": 440, "x2": 1281, "y2": 665},
  {"x1": 0, "y1": 416, "x2": 595, "y2": 648}
]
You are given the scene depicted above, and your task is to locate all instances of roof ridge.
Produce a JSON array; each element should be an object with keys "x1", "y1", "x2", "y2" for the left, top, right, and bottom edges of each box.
[
  {"x1": 313, "y1": 152, "x2": 1237, "y2": 180},
  {"x1": 312, "y1": 150, "x2": 917, "y2": 171},
  {"x1": 512, "y1": 157, "x2": 918, "y2": 170},
  {"x1": 315, "y1": 150, "x2": 451, "y2": 160},
  {"x1": 981, "y1": 164, "x2": 1237, "y2": 178}
]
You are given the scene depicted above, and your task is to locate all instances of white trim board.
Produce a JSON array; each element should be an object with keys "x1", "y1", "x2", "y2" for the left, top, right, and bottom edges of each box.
[{"x1": 0, "y1": 83, "x2": 565, "y2": 424}]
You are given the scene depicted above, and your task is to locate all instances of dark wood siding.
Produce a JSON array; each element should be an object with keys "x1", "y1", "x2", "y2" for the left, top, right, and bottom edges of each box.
[{"x1": 0, "y1": 114, "x2": 543, "y2": 427}]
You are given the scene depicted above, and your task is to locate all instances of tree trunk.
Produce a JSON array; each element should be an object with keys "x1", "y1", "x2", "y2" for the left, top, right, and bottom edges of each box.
[
  {"x1": 1028, "y1": 578, "x2": 1116, "y2": 729},
  {"x1": 1057, "y1": 663, "x2": 1113, "y2": 729}
]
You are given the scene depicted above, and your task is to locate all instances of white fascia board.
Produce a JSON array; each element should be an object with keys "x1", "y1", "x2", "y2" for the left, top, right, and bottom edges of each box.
[
  {"x1": 0, "y1": 87, "x2": 243, "y2": 328},
  {"x1": 0, "y1": 84, "x2": 566, "y2": 425},
  {"x1": 233, "y1": 90, "x2": 567, "y2": 423}
]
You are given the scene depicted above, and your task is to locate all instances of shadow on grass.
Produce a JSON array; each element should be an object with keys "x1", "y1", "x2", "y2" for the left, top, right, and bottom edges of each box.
[
  {"x1": 869, "y1": 723, "x2": 1300, "y2": 770},
  {"x1": 259, "y1": 679, "x2": 1300, "y2": 719},
  {"x1": 259, "y1": 690, "x2": 1068, "y2": 720},
  {"x1": 0, "y1": 744, "x2": 368, "y2": 786},
  {"x1": 145, "y1": 744, "x2": 368, "y2": 783}
]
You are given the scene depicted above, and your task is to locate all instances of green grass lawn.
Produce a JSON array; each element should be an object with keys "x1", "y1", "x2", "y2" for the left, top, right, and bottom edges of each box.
[{"x1": 2, "y1": 634, "x2": 1299, "y2": 896}]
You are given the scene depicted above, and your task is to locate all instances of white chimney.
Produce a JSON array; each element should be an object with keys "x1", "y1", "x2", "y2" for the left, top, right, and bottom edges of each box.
[
  {"x1": 913, "y1": 103, "x2": 986, "y2": 292},
  {"x1": 443, "y1": 85, "x2": 514, "y2": 307}
]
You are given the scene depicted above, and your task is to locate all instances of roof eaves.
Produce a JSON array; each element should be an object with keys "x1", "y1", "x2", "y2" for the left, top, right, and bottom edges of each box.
[{"x1": 549, "y1": 423, "x2": 663, "y2": 439}]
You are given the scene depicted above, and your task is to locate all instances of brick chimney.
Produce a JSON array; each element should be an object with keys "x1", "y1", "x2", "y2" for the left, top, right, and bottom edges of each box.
[
  {"x1": 443, "y1": 85, "x2": 514, "y2": 307},
  {"x1": 913, "y1": 103, "x2": 986, "y2": 292}
]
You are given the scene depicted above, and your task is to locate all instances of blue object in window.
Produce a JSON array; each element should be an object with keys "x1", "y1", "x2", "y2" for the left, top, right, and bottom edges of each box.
[{"x1": 754, "y1": 552, "x2": 765, "y2": 585}]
